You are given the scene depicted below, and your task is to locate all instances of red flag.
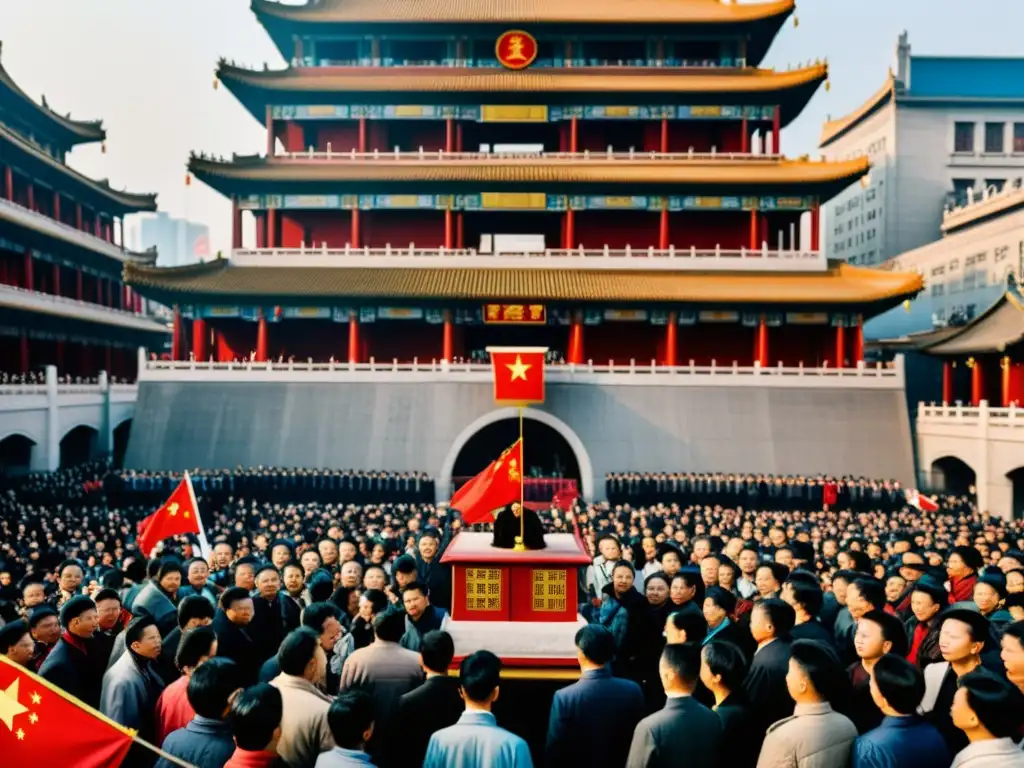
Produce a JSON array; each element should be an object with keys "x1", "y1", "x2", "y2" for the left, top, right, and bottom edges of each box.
[
  {"x1": 450, "y1": 439, "x2": 523, "y2": 524},
  {"x1": 137, "y1": 476, "x2": 202, "y2": 557},
  {"x1": 487, "y1": 346, "x2": 548, "y2": 404},
  {"x1": 907, "y1": 490, "x2": 939, "y2": 512},
  {"x1": 0, "y1": 656, "x2": 133, "y2": 767}
]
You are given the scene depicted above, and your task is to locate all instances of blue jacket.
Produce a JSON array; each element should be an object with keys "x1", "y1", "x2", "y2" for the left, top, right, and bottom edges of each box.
[
  {"x1": 424, "y1": 710, "x2": 533, "y2": 768},
  {"x1": 852, "y1": 715, "x2": 951, "y2": 768},
  {"x1": 155, "y1": 716, "x2": 236, "y2": 768},
  {"x1": 545, "y1": 665, "x2": 645, "y2": 768},
  {"x1": 314, "y1": 747, "x2": 375, "y2": 767}
]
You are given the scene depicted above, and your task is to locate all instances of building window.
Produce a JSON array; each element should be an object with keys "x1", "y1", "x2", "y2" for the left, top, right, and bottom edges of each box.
[
  {"x1": 954, "y1": 122, "x2": 975, "y2": 153},
  {"x1": 949, "y1": 258, "x2": 960, "y2": 272},
  {"x1": 995, "y1": 245, "x2": 1009, "y2": 262},
  {"x1": 1014, "y1": 123, "x2": 1024, "y2": 153},
  {"x1": 984, "y1": 179, "x2": 1005, "y2": 193},
  {"x1": 984, "y1": 122, "x2": 1005, "y2": 153},
  {"x1": 951, "y1": 178, "x2": 975, "y2": 206},
  {"x1": 931, "y1": 283, "x2": 944, "y2": 297}
]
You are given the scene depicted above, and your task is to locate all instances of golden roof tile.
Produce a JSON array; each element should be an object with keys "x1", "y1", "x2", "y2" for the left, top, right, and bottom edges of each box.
[
  {"x1": 126, "y1": 259, "x2": 922, "y2": 306},
  {"x1": 218, "y1": 63, "x2": 827, "y2": 96},
  {"x1": 252, "y1": 0, "x2": 794, "y2": 25}
]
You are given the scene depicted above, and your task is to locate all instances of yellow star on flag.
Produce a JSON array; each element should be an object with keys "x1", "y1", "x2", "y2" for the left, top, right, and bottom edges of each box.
[
  {"x1": 29, "y1": 692, "x2": 40, "y2": 705},
  {"x1": 506, "y1": 355, "x2": 531, "y2": 382},
  {"x1": 29, "y1": 713, "x2": 38, "y2": 724},
  {"x1": 0, "y1": 678, "x2": 29, "y2": 731},
  {"x1": 168, "y1": 502, "x2": 179, "y2": 516},
  {"x1": 16, "y1": 728, "x2": 24, "y2": 740}
]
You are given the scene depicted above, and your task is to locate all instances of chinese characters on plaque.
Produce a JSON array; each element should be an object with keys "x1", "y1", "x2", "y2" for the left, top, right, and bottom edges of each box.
[
  {"x1": 465, "y1": 568, "x2": 503, "y2": 611},
  {"x1": 483, "y1": 304, "x2": 546, "y2": 325},
  {"x1": 532, "y1": 569, "x2": 567, "y2": 612}
]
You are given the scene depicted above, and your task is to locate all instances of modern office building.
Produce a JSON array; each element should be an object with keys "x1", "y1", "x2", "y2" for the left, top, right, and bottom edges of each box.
[
  {"x1": 137, "y1": 211, "x2": 211, "y2": 268},
  {"x1": 819, "y1": 32, "x2": 1024, "y2": 268}
]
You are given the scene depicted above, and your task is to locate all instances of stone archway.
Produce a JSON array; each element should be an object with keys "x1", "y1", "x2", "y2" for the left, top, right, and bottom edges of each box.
[
  {"x1": 1007, "y1": 467, "x2": 1024, "y2": 520},
  {"x1": 929, "y1": 455, "x2": 977, "y2": 496},
  {"x1": 438, "y1": 407, "x2": 595, "y2": 503},
  {"x1": 0, "y1": 433, "x2": 35, "y2": 478},
  {"x1": 60, "y1": 425, "x2": 99, "y2": 468}
]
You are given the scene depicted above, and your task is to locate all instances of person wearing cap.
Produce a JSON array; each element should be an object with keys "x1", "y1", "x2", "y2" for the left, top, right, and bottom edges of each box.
[
  {"x1": 948, "y1": 546, "x2": 984, "y2": 605},
  {"x1": 949, "y1": 669, "x2": 1024, "y2": 767},
  {"x1": 919, "y1": 608, "x2": 992, "y2": 755},
  {"x1": 39, "y1": 594, "x2": 102, "y2": 707},
  {"x1": 387, "y1": 554, "x2": 419, "y2": 606},
  {"x1": 973, "y1": 572, "x2": 1013, "y2": 634}
]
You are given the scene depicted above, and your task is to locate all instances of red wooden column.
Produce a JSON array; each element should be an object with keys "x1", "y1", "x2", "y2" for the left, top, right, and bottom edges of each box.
[
  {"x1": 358, "y1": 117, "x2": 367, "y2": 153},
  {"x1": 658, "y1": 205, "x2": 669, "y2": 250},
  {"x1": 171, "y1": 306, "x2": 182, "y2": 361},
  {"x1": 570, "y1": 117, "x2": 579, "y2": 152},
  {"x1": 350, "y1": 209, "x2": 361, "y2": 247},
  {"x1": 665, "y1": 311, "x2": 678, "y2": 366},
  {"x1": 442, "y1": 310, "x2": 454, "y2": 362},
  {"x1": 23, "y1": 253, "x2": 33, "y2": 291},
  {"x1": 1002, "y1": 357, "x2": 1012, "y2": 407},
  {"x1": 348, "y1": 310, "x2": 360, "y2": 364},
  {"x1": 971, "y1": 359, "x2": 985, "y2": 406},
  {"x1": 255, "y1": 310, "x2": 268, "y2": 362},
  {"x1": 444, "y1": 209, "x2": 454, "y2": 249},
  {"x1": 740, "y1": 116, "x2": 749, "y2": 153},
  {"x1": 445, "y1": 118, "x2": 455, "y2": 153},
  {"x1": 834, "y1": 322, "x2": 846, "y2": 368},
  {"x1": 26, "y1": 183, "x2": 34, "y2": 211},
  {"x1": 568, "y1": 311, "x2": 585, "y2": 364},
  {"x1": 772, "y1": 107, "x2": 781, "y2": 154},
  {"x1": 267, "y1": 208, "x2": 277, "y2": 248},
  {"x1": 564, "y1": 209, "x2": 576, "y2": 250},
  {"x1": 232, "y1": 200, "x2": 243, "y2": 249},
  {"x1": 942, "y1": 361, "x2": 954, "y2": 404},
  {"x1": 75, "y1": 203, "x2": 83, "y2": 231},
  {"x1": 660, "y1": 118, "x2": 669, "y2": 153},
  {"x1": 51, "y1": 264, "x2": 61, "y2": 297},
  {"x1": 756, "y1": 315, "x2": 769, "y2": 366},
  {"x1": 853, "y1": 314, "x2": 864, "y2": 364},
  {"x1": 193, "y1": 319, "x2": 208, "y2": 361},
  {"x1": 810, "y1": 202, "x2": 821, "y2": 251},
  {"x1": 749, "y1": 209, "x2": 759, "y2": 250},
  {"x1": 3, "y1": 166, "x2": 12, "y2": 200},
  {"x1": 53, "y1": 192, "x2": 61, "y2": 222}
]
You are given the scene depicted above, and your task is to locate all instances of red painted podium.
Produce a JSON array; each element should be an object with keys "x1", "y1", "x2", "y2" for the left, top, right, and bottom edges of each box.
[{"x1": 440, "y1": 531, "x2": 591, "y2": 671}]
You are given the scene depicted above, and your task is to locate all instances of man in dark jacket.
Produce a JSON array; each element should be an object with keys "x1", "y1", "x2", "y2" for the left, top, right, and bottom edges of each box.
[
  {"x1": 743, "y1": 598, "x2": 796, "y2": 736},
  {"x1": 399, "y1": 582, "x2": 450, "y2": 652},
  {"x1": 39, "y1": 595, "x2": 103, "y2": 708},
  {"x1": 158, "y1": 595, "x2": 215, "y2": 684},
  {"x1": 212, "y1": 587, "x2": 259, "y2": 685},
  {"x1": 249, "y1": 565, "x2": 287, "y2": 665},
  {"x1": 414, "y1": 526, "x2": 452, "y2": 613},
  {"x1": 547, "y1": 625, "x2": 646, "y2": 768},
  {"x1": 395, "y1": 630, "x2": 463, "y2": 767},
  {"x1": 155, "y1": 657, "x2": 242, "y2": 768},
  {"x1": 625, "y1": 642, "x2": 722, "y2": 768}
]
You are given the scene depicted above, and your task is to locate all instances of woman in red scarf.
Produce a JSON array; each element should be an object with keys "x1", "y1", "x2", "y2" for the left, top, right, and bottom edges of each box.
[{"x1": 946, "y1": 545, "x2": 984, "y2": 604}]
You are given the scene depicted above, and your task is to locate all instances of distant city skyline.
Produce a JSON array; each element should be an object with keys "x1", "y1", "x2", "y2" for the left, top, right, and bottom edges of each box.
[{"x1": 1, "y1": 0, "x2": 1022, "y2": 255}]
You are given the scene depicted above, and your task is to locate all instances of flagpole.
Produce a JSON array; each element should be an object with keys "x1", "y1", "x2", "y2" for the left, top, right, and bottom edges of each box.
[
  {"x1": 514, "y1": 406, "x2": 526, "y2": 551},
  {"x1": 184, "y1": 470, "x2": 212, "y2": 561}
]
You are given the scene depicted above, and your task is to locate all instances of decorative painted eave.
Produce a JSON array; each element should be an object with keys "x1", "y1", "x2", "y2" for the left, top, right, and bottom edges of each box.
[
  {"x1": 819, "y1": 76, "x2": 895, "y2": 149},
  {"x1": 124, "y1": 257, "x2": 922, "y2": 311},
  {"x1": 187, "y1": 152, "x2": 870, "y2": 200},
  {"x1": 918, "y1": 291, "x2": 1024, "y2": 356},
  {"x1": 0, "y1": 41, "x2": 106, "y2": 146},
  {"x1": 0, "y1": 122, "x2": 157, "y2": 214},
  {"x1": 217, "y1": 61, "x2": 827, "y2": 127}
]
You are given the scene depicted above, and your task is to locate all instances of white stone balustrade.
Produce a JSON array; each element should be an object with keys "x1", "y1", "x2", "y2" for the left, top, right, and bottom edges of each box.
[{"x1": 276, "y1": 148, "x2": 784, "y2": 162}]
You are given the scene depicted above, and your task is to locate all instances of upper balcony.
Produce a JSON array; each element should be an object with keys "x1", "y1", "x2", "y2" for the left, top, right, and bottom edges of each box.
[
  {"x1": 942, "y1": 178, "x2": 1024, "y2": 235},
  {"x1": 231, "y1": 244, "x2": 827, "y2": 272},
  {"x1": 0, "y1": 283, "x2": 169, "y2": 333},
  {"x1": 275, "y1": 148, "x2": 783, "y2": 163}
]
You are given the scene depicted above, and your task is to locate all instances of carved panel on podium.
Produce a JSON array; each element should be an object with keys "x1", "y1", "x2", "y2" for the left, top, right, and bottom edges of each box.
[
  {"x1": 531, "y1": 569, "x2": 567, "y2": 613},
  {"x1": 466, "y1": 567, "x2": 504, "y2": 612}
]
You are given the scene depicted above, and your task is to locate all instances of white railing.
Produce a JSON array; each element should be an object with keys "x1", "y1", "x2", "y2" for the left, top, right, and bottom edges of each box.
[
  {"x1": 0, "y1": 382, "x2": 138, "y2": 396},
  {"x1": 274, "y1": 148, "x2": 783, "y2": 163},
  {"x1": 0, "y1": 283, "x2": 141, "y2": 318},
  {"x1": 0, "y1": 196, "x2": 132, "y2": 261},
  {"x1": 0, "y1": 284, "x2": 167, "y2": 332},
  {"x1": 918, "y1": 401, "x2": 1024, "y2": 427},
  {"x1": 232, "y1": 245, "x2": 826, "y2": 272},
  {"x1": 942, "y1": 179, "x2": 1024, "y2": 231},
  {"x1": 142, "y1": 357, "x2": 902, "y2": 390}
]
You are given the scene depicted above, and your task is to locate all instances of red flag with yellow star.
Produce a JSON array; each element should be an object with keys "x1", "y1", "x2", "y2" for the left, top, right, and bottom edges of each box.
[
  {"x1": 0, "y1": 655, "x2": 133, "y2": 766},
  {"x1": 450, "y1": 439, "x2": 523, "y2": 524},
  {"x1": 487, "y1": 346, "x2": 547, "y2": 404},
  {"x1": 136, "y1": 474, "x2": 203, "y2": 557}
]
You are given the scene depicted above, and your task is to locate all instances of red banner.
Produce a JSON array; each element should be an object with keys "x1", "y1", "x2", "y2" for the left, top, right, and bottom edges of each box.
[
  {"x1": 450, "y1": 439, "x2": 523, "y2": 524},
  {"x1": 488, "y1": 346, "x2": 547, "y2": 404}
]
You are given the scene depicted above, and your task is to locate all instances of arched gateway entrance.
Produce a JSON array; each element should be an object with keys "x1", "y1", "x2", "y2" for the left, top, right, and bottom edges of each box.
[{"x1": 438, "y1": 408, "x2": 594, "y2": 504}]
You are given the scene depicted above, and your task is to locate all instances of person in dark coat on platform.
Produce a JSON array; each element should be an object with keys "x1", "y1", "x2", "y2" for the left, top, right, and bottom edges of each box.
[
  {"x1": 212, "y1": 587, "x2": 259, "y2": 685},
  {"x1": 700, "y1": 641, "x2": 759, "y2": 768},
  {"x1": 625, "y1": 642, "x2": 723, "y2": 768},
  {"x1": 492, "y1": 503, "x2": 546, "y2": 550},
  {"x1": 395, "y1": 630, "x2": 463, "y2": 768},
  {"x1": 39, "y1": 595, "x2": 103, "y2": 708},
  {"x1": 547, "y1": 625, "x2": 646, "y2": 768},
  {"x1": 742, "y1": 598, "x2": 796, "y2": 736}
]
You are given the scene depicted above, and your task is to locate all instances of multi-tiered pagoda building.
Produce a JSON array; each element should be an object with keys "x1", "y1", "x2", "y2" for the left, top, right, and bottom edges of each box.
[
  {"x1": 0, "y1": 44, "x2": 168, "y2": 381},
  {"x1": 124, "y1": 0, "x2": 924, "y2": 494}
]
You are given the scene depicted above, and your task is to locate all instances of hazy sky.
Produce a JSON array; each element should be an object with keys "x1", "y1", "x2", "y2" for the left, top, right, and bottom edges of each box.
[{"x1": 1, "y1": 0, "x2": 1022, "y2": 255}]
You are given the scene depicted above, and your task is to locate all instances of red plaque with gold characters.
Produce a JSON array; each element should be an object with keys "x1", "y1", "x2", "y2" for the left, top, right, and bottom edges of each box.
[{"x1": 495, "y1": 30, "x2": 538, "y2": 70}]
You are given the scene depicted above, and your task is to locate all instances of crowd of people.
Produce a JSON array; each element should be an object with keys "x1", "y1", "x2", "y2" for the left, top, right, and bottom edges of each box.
[{"x1": 0, "y1": 462, "x2": 1023, "y2": 767}]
